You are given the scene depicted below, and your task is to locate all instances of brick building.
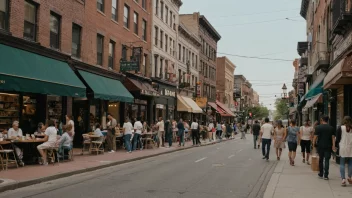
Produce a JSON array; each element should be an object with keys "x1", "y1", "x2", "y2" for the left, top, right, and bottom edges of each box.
[{"x1": 216, "y1": 56, "x2": 235, "y2": 108}]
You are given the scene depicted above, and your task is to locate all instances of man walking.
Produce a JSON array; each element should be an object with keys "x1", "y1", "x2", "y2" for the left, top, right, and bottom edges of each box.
[
  {"x1": 260, "y1": 118, "x2": 274, "y2": 160},
  {"x1": 123, "y1": 117, "x2": 133, "y2": 153},
  {"x1": 191, "y1": 119, "x2": 200, "y2": 146},
  {"x1": 132, "y1": 117, "x2": 143, "y2": 151},
  {"x1": 165, "y1": 119, "x2": 173, "y2": 148},
  {"x1": 156, "y1": 117, "x2": 165, "y2": 147},
  {"x1": 313, "y1": 115, "x2": 335, "y2": 180},
  {"x1": 107, "y1": 113, "x2": 117, "y2": 153},
  {"x1": 252, "y1": 120, "x2": 261, "y2": 149}
]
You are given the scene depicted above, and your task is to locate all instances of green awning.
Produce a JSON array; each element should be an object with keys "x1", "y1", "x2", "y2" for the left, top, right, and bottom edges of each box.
[
  {"x1": 305, "y1": 81, "x2": 323, "y2": 100},
  {"x1": 0, "y1": 44, "x2": 86, "y2": 97},
  {"x1": 78, "y1": 70, "x2": 134, "y2": 103}
]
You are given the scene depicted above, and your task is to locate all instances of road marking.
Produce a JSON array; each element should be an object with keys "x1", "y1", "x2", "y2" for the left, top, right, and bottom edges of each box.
[
  {"x1": 236, "y1": 149, "x2": 243, "y2": 153},
  {"x1": 228, "y1": 154, "x2": 235, "y2": 159},
  {"x1": 195, "y1": 157, "x2": 207, "y2": 163}
]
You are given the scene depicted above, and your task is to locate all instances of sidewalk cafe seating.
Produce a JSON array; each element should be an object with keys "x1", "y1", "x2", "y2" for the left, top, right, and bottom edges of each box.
[
  {"x1": 81, "y1": 134, "x2": 92, "y2": 155},
  {"x1": 58, "y1": 143, "x2": 74, "y2": 161},
  {"x1": 46, "y1": 147, "x2": 59, "y2": 165},
  {"x1": 90, "y1": 136, "x2": 105, "y2": 155},
  {"x1": 0, "y1": 144, "x2": 18, "y2": 170}
]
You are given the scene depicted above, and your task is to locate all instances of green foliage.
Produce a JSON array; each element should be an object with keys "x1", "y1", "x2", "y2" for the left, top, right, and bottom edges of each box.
[
  {"x1": 247, "y1": 105, "x2": 269, "y2": 119},
  {"x1": 274, "y1": 98, "x2": 289, "y2": 120}
]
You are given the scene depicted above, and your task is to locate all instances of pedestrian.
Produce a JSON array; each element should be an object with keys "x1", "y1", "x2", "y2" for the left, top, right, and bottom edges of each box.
[
  {"x1": 260, "y1": 118, "x2": 274, "y2": 161},
  {"x1": 177, "y1": 119, "x2": 185, "y2": 146},
  {"x1": 156, "y1": 117, "x2": 165, "y2": 147},
  {"x1": 132, "y1": 117, "x2": 143, "y2": 151},
  {"x1": 300, "y1": 120, "x2": 313, "y2": 165},
  {"x1": 8, "y1": 121, "x2": 25, "y2": 166},
  {"x1": 208, "y1": 121, "x2": 215, "y2": 142},
  {"x1": 106, "y1": 113, "x2": 117, "y2": 153},
  {"x1": 233, "y1": 122, "x2": 237, "y2": 136},
  {"x1": 165, "y1": 119, "x2": 173, "y2": 148},
  {"x1": 65, "y1": 115, "x2": 75, "y2": 135},
  {"x1": 226, "y1": 122, "x2": 233, "y2": 139},
  {"x1": 313, "y1": 115, "x2": 335, "y2": 180},
  {"x1": 274, "y1": 120, "x2": 286, "y2": 160},
  {"x1": 191, "y1": 119, "x2": 200, "y2": 146},
  {"x1": 287, "y1": 120, "x2": 300, "y2": 166},
  {"x1": 336, "y1": 116, "x2": 352, "y2": 186},
  {"x1": 252, "y1": 120, "x2": 261, "y2": 149},
  {"x1": 241, "y1": 121, "x2": 247, "y2": 139},
  {"x1": 122, "y1": 117, "x2": 133, "y2": 153},
  {"x1": 221, "y1": 122, "x2": 226, "y2": 139},
  {"x1": 184, "y1": 119, "x2": 190, "y2": 141},
  {"x1": 172, "y1": 119, "x2": 178, "y2": 142},
  {"x1": 216, "y1": 121, "x2": 222, "y2": 140}
]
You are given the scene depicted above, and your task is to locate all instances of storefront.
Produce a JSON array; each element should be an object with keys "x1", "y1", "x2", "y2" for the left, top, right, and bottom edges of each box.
[
  {"x1": 123, "y1": 75, "x2": 159, "y2": 125},
  {"x1": 177, "y1": 95, "x2": 203, "y2": 121},
  {"x1": 153, "y1": 83, "x2": 177, "y2": 122},
  {"x1": 216, "y1": 100, "x2": 236, "y2": 123},
  {"x1": 0, "y1": 43, "x2": 86, "y2": 133}
]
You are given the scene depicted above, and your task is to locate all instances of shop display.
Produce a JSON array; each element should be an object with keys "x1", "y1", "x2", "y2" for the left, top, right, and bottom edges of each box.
[
  {"x1": 47, "y1": 96, "x2": 62, "y2": 122},
  {"x1": 0, "y1": 93, "x2": 19, "y2": 131}
]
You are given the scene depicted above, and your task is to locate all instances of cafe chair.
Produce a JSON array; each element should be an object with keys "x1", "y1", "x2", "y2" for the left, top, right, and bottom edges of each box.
[
  {"x1": 90, "y1": 136, "x2": 105, "y2": 155},
  {"x1": 58, "y1": 145, "x2": 74, "y2": 161},
  {"x1": 46, "y1": 147, "x2": 59, "y2": 165},
  {"x1": 81, "y1": 137, "x2": 91, "y2": 155},
  {"x1": 0, "y1": 145, "x2": 18, "y2": 170}
]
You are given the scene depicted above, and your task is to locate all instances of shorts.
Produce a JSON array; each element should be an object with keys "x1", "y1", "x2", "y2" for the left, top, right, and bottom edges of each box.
[
  {"x1": 288, "y1": 142, "x2": 297, "y2": 152},
  {"x1": 300, "y1": 140, "x2": 311, "y2": 153},
  {"x1": 37, "y1": 142, "x2": 56, "y2": 150}
]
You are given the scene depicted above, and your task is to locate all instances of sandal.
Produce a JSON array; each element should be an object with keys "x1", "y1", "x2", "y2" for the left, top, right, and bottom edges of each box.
[
  {"x1": 347, "y1": 178, "x2": 352, "y2": 184},
  {"x1": 342, "y1": 179, "x2": 347, "y2": 187}
]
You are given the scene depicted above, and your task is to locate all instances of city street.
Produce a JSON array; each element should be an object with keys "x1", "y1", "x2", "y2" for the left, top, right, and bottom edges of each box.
[{"x1": 0, "y1": 136, "x2": 277, "y2": 198}]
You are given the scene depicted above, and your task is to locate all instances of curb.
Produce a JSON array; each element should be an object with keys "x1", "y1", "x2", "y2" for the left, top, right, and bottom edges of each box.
[{"x1": 0, "y1": 138, "x2": 235, "y2": 193}]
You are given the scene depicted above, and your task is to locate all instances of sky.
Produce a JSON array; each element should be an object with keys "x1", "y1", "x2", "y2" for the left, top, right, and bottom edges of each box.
[{"x1": 179, "y1": 0, "x2": 306, "y2": 110}]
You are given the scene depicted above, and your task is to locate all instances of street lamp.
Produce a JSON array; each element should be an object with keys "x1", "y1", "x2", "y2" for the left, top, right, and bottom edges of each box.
[{"x1": 281, "y1": 84, "x2": 290, "y2": 121}]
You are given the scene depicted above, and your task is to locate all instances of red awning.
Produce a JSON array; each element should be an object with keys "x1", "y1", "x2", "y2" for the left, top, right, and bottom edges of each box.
[
  {"x1": 216, "y1": 100, "x2": 236, "y2": 117},
  {"x1": 208, "y1": 102, "x2": 217, "y2": 110}
]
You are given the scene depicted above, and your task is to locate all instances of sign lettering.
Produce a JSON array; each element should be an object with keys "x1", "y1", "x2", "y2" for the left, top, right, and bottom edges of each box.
[{"x1": 120, "y1": 61, "x2": 139, "y2": 72}]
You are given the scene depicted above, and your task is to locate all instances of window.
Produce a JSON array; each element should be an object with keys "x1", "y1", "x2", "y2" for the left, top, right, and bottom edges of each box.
[
  {"x1": 72, "y1": 24, "x2": 81, "y2": 58},
  {"x1": 154, "y1": 55, "x2": 158, "y2": 77},
  {"x1": 142, "y1": 19, "x2": 147, "y2": 41},
  {"x1": 97, "y1": 34, "x2": 104, "y2": 65},
  {"x1": 112, "y1": 0, "x2": 117, "y2": 21},
  {"x1": 182, "y1": 46, "x2": 185, "y2": 62},
  {"x1": 173, "y1": 15, "x2": 175, "y2": 30},
  {"x1": 195, "y1": 55, "x2": 198, "y2": 69},
  {"x1": 178, "y1": 44, "x2": 181, "y2": 60},
  {"x1": 142, "y1": 54, "x2": 147, "y2": 75},
  {"x1": 133, "y1": 12, "x2": 138, "y2": 34},
  {"x1": 155, "y1": 0, "x2": 159, "y2": 16},
  {"x1": 108, "y1": 41, "x2": 115, "y2": 69},
  {"x1": 165, "y1": 34, "x2": 168, "y2": 52},
  {"x1": 23, "y1": 1, "x2": 37, "y2": 41},
  {"x1": 192, "y1": 53, "x2": 194, "y2": 67},
  {"x1": 154, "y1": 26, "x2": 158, "y2": 46},
  {"x1": 121, "y1": 45, "x2": 127, "y2": 61},
  {"x1": 97, "y1": 0, "x2": 104, "y2": 12},
  {"x1": 172, "y1": 40, "x2": 175, "y2": 56},
  {"x1": 142, "y1": 0, "x2": 146, "y2": 9},
  {"x1": 0, "y1": 0, "x2": 9, "y2": 30},
  {"x1": 169, "y1": 37, "x2": 172, "y2": 55},
  {"x1": 160, "y1": 30, "x2": 163, "y2": 48},
  {"x1": 183, "y1": 72, "x2": 186, "y2": 83},
  {"x1": 159, "y1": 58, "x2": 163, "y2": 78},
  {"x1": 178, "y1": 69, "x2": 181, "y2": 84},
  {"x1": 165, "y1": 6, "x2": 168, "y2": 24},
  {"x1": 169, "y1": 11, "x2": 172, "y2": 27},
  {"x1": 123, "y1": 4, "x2": 129, "y2": 28},
  {"x1": 165, "y1": 59, "x2": 168, "y2": 79},
  {"x1": 160, "y1": 1, "x2": 164, "y2": 20},
  {"x1": 50, "y1": 13, "x2": 60, "y2": 49}
]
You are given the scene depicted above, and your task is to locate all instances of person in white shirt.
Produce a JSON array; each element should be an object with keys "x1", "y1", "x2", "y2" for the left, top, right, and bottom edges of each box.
[
  {"x1": 260, "y1": 118, "x2": 274, "y2": 161},
  {"x1": 156, "y1": 117, "x2": 165, "y2": 147},
  {"x1": 132, "y1": 117, "x2": 143, "y2": 151},
  {"x1": 208, "y1": 121, "x2": 215, "y2": 142},
  {"x1": 191, "y1": 119, "x2": 200, "y2": 146},
  {"x1": 65, "y1": 115, "x2": 75, "y2": 136},
  {"x1": 8, "y1": 121, "x2": 24, "y2": 166},
  {"x1": 37, "y1": 120, "x2": 58, "y2": 165},
  {"x1": 300, "y1": 120, "x2": 313, "y2": 164},
  {"x1": 123, "y1": 117, "x2": 133, "y2": 153}
]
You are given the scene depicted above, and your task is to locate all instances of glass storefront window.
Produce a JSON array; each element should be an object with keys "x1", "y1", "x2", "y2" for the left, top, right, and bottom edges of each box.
[
  {"x1": 0, "y1": 93, "x2": 19, "y2": 132},
  {"x1": 132, "y1": 104, "x2": 138, "y2": 121},
  {"x1": 337, "y1": 87, "x2": 344, "y2": 126},
  {"x1": 47, "y1": 95, "x2": 62, "y2": 122},
  {"x1": 108, "y1": 102, "x2": 120, "y2": 124},
  {"x1": 140, "y1": 105, "x2": 147, "y2": 123}
]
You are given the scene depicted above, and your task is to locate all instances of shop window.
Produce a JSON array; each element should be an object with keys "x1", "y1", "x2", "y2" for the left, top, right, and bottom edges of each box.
[
  {"x1": 47, "y1": 96, "x2": 62, "y2": 122},
  {"x1": 108, "y1": 102, "x2": 120, "y2": 126},
  {"x1": 97, "y1": 34, "x2": 104, "y2": 65},
  {"x1": 22, "y1": 95, "x2": 37, "y2": 133},
  {"x1": 112, "y1": 0, "x2": 118, "y2": 21},
  {"x1": 97, "y1": 0, "x2": 104, "y2": 12},
  {"x1": 72, "y1": 23, "x2": 82, "y2": 58},
  {"x1": 0, "y1": 0, "x2": 9, "y2": 30},
  {"x1": 23, "y1": 1, "x2": 37, "y2": 41},
  {"x1": 0, "y1": 93, "x2": 19, "y2": 132},
  {"x1": 140, "y1": 105, "x2": 147, "y2": 122},
  {"x1": 50, "y1": 12, "x2": 61, "y2": 49}
]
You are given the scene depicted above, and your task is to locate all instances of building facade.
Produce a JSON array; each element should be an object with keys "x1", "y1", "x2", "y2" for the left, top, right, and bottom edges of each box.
[
  {"x1": 252, "y1": 91, "x2": 259, "y2": 107},
  {"x1": 216, "y1": 56, "x2": 235, "y2": 108}
]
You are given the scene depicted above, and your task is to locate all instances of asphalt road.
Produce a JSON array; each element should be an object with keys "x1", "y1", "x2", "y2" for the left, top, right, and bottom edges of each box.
[{"x1": 0, "y1": 135, "x2": 278, "y2": 198}]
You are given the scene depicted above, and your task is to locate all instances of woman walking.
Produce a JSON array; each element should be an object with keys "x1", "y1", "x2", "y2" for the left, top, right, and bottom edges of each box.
[
  {"x1": 300, "y1": 120, "x2": 313, "y2": 164},
  {"x1": 286, "y1": 120, "x2": 300, "y2": 166},
  {"x1": 336, "y1": 116, "x2": 352, "y2": 186},
  {"x1": 177, "y1": 119, "x2": 185, "y2": 146},
  {"x1": 240, "y1": 122, "x2": 246, "y2": 139},
  {"x1": 274, "y1": 120, "x2": 286, "y2": 160}
]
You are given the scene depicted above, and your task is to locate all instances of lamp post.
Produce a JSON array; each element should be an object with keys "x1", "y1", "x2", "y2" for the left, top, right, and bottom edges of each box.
[{"x1": 281, "y1": 83, "x2": 289, "y2": 121}]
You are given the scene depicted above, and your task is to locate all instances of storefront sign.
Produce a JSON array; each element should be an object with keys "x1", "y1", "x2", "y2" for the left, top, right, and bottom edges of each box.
[
  {"x1": 120, "y1": 60, "x2": 139, "y2": 72},
  {"x1": 163, "y1": 89, "x2": 176, "y2": 97},
  {"x1": 156, "y1": 104, "x2": 164, "y2": 109},
  {"x1": 334, "y1": 33, "x2": 352, "y2": 60},
  {"x1": 134, "y1": 99, "x2": 147, "y2": 105},
  {"x1": 196, "y1": 97, "x2": 207, "y2": 108},
  {"x1": 141, "y1": 89, "x2": 159, "y2": 96}
]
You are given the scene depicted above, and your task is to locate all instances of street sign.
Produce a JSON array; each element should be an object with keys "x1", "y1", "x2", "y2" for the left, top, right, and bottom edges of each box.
[{"x1": 120, "y1": 60, "x2": 139, "y2": 72}]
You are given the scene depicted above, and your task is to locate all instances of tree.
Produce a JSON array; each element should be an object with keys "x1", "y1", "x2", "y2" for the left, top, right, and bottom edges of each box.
[
  {"x1": 247, "y1": 105, "x2": 269, "y2": 120},
  {"x1": 274, "y1": 98, "x2": 289, "y2": 121}
]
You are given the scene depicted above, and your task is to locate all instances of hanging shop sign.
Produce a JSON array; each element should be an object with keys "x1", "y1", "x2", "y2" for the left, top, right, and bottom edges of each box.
[
  {"x1": 156, "y1": 104, "x2": 164, "y2": 109},
  {"x1": 134, "y1": 99, "x2": 147, "y2": 105},
  {"x1": 196, "y1": 97, "x2": 207, "y2": 108},
  {"x1": 120, "y1": 60, "x2": 139, "y2": 72},
  {"x1": 162, "y1": 89, "x2": 176, "y2": 97}
]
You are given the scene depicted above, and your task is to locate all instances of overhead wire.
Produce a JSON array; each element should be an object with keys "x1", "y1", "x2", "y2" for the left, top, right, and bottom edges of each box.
[{"x1": 214, "y1": 8, "x2": 300, "y2": 18}]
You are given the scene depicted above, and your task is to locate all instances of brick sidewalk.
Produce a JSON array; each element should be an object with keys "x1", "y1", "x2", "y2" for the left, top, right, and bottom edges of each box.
[
  {"x1": 264, "y1": 148, "x2": 351, "y2": 198},
  {"x1": 0, "y1": 137, "x2": 232, "y2": 192}
]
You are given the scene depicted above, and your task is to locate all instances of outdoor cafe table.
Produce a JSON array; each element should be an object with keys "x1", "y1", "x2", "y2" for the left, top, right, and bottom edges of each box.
[{"x1": 2, "y1": 139, "x2": 45, "y2": 165}]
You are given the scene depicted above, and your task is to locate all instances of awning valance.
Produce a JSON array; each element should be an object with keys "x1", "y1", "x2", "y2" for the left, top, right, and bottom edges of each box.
[
  {"x1": 78, "y1": 70, "x2": 134, "y2": 102},
  {"x1": 0, "y1": 44, "x2": 86, "y2": 97},
  {"x1": 303, "y1": 93, "x2": 322, "y2": 111},
  {"x1": 177, "y1": 96, "x2": 202, "y2": 113},
  {"x1": 216, "y1": 100, "x2": 235, "y2": 117},
  {"x1": 124, "y1": 78, "x2": 159, "y2": 96},
  {"x1": 300, "y1": 72, "x2": 326, "y2": 102},
  {"x1": 324, "y1": 55, "x2": 352, "y2": 89}
]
